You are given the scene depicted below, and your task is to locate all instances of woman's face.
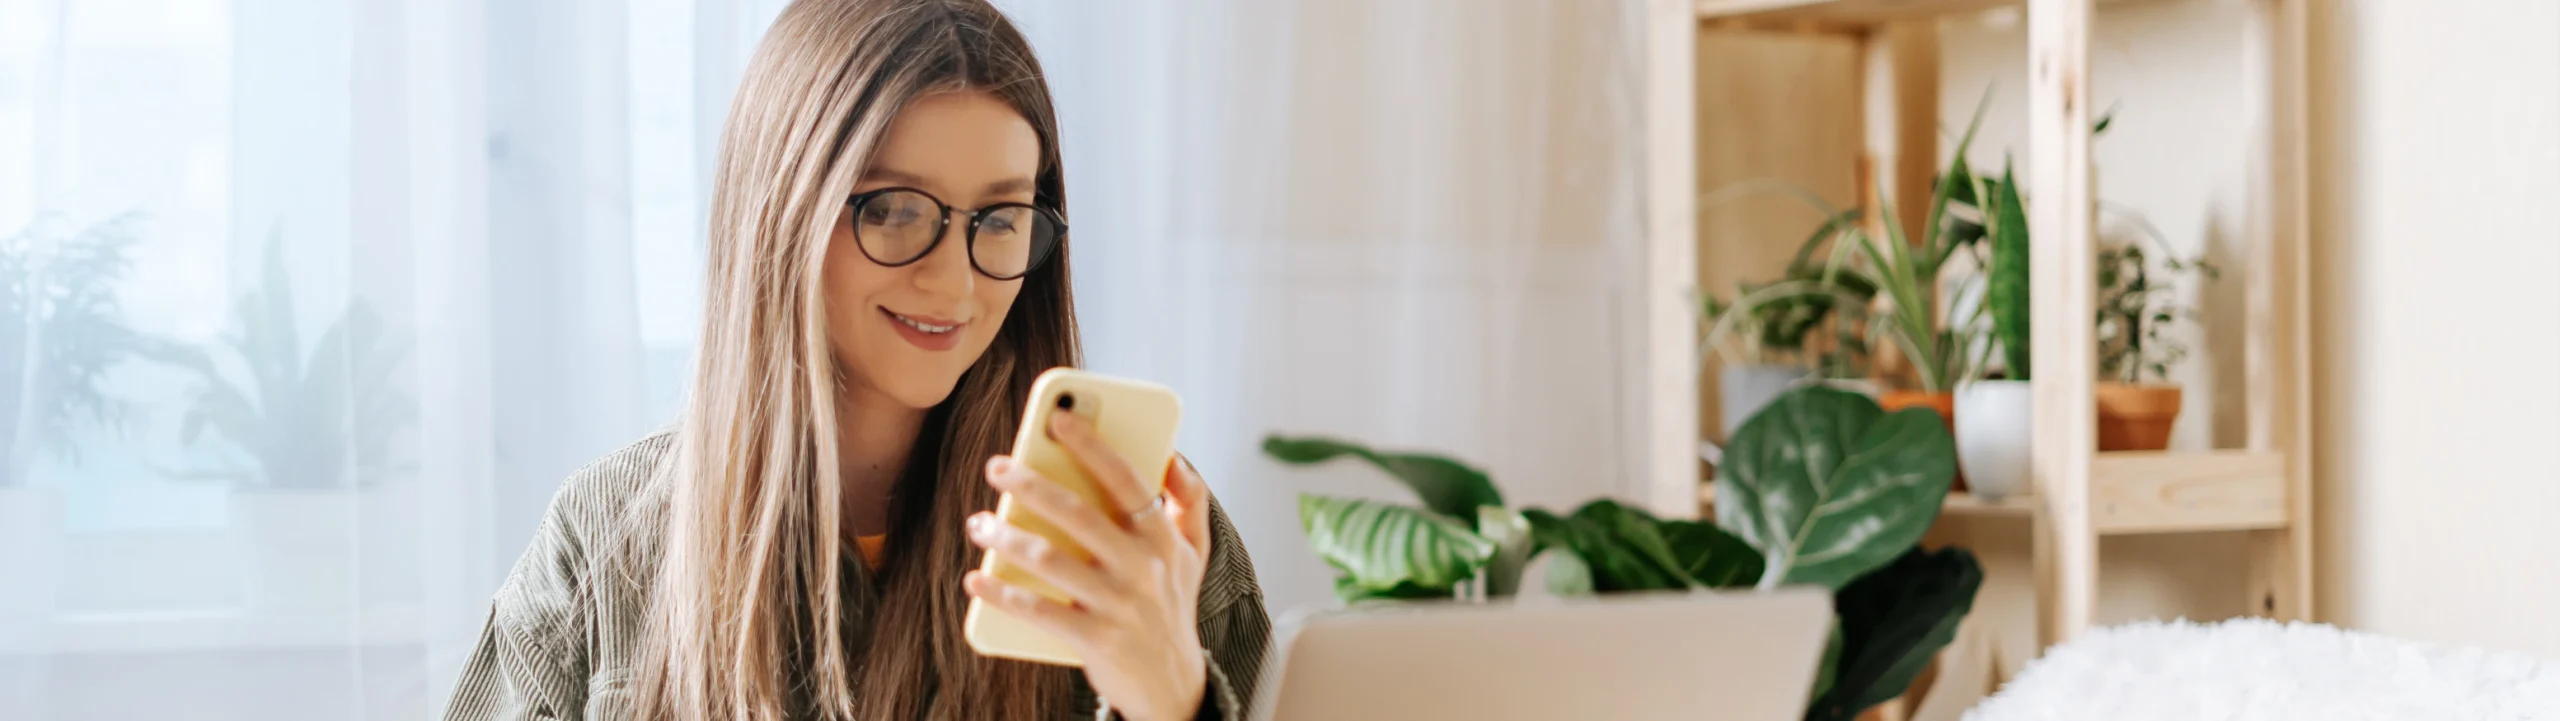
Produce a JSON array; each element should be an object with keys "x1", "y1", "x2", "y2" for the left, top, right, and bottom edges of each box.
[{"x1": 825, "y1": 91, "x2": 1042, "y2": 410}]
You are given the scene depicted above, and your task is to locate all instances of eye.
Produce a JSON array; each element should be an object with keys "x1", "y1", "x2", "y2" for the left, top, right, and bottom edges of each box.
[
  {"x1": 979, "y1": 213, "x2": 1019, "y2": 236},
  {"x1": 859, "y1": 191, "x2": 934, "y2": 228}
]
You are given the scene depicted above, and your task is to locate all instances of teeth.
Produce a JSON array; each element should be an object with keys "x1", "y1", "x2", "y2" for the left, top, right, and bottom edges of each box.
[{"x1": 891, "y1": 312, "x2": 956, "y2": 334}]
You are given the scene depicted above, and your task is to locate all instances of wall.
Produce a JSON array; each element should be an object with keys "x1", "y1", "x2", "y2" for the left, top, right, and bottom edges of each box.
[{"x1": 2307, "y1": 0, "x2": 2560, "y2": 658}]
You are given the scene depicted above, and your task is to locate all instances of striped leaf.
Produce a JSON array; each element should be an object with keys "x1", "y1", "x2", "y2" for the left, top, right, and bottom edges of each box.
[{"x1": 1298, "y1": 494, "x2": 1496, "y2": 603}]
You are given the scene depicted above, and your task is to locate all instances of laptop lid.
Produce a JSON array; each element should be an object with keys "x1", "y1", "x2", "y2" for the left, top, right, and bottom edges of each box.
[{"x1": 1249, "y1": 588, "x2": 1834, "y2": 721}]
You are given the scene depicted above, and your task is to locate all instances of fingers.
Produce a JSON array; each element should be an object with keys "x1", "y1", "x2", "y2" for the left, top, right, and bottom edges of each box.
[
  {"x1": 966, "y1": 513, "x2": 1123, "y2": 616},
  {"x1": 1164, "y1": 453, "x2": 1213, "y2": 553},
  {"x1": 964, "y1": 570, "x2": 1103, "y2": 643},
  {"x1": 985, "y1": 456, "x2": 1147, "y2": 567},
  {"x1": 1045, "y1": 411, "x2": 1154, "y2": 522}
]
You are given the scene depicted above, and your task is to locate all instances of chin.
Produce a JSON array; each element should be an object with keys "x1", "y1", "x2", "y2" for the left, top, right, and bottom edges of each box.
[{"x1": 882, "y1": 377, "x2": 964, "y2": 410}]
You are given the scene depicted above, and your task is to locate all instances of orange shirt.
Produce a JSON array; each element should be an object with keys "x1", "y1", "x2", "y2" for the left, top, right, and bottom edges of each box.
[{"x1": 856, "y1": 534, "x2": 888, "y2": 568}]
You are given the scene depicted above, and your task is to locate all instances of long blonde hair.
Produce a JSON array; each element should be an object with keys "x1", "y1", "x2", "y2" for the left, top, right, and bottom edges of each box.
[{"x1": 637, "y1": 1, "x2": 1079, "y2": 717}]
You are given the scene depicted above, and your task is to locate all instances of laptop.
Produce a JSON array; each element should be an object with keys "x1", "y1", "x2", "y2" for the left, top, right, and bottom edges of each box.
[{"x1": 1248, "y1": 588, "x2": 1833, "y2": 721}]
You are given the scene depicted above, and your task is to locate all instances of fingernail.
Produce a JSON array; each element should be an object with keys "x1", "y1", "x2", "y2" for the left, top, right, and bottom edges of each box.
[
  {"x1": 966, "y1": 515, "x2": 989, "y2": 536},
  {"x1": 986, "y1": 455, "x2": 1011, "y2": 475}
]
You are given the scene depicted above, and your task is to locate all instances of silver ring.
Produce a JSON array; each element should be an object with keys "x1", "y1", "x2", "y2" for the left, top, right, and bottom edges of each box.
[{"x1": 1124, "y1": 499, "x2": 1165, "y2": 524}]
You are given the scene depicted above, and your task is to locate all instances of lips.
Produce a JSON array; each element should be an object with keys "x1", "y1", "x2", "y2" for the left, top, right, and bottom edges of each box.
[{"x1": 882, "y1": 307, "x2": 965, "y2": 351}]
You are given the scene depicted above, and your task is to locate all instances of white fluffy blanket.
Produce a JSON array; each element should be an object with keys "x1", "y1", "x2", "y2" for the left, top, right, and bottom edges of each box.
[{"x1": 1964, "y1": 619, "x2": 2560, "y2": 721}]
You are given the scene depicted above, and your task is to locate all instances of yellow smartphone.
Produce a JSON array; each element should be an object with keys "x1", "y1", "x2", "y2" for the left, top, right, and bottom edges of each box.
[{"x1": 964, "y1": 367, "x2": 1183, "y2": 666}]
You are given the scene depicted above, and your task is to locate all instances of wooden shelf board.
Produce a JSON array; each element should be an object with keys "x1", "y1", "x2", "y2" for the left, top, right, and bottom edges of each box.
[
  {"x1": 1701, "y1": 449, "x2": 2290, "y2": 535},
  {"x1": 1692, "y1": 0, "x2": 2162, "y2": 30},
  {"x1": 1693, "y1": 0, "x2": 2021, "y2": 27},
  {"x1": 2089, "y1": 449, "x2": 2289, "y2": 534},
  {"x1": 1941, "y1": 491, "x2": 2037, "y2": 516}
]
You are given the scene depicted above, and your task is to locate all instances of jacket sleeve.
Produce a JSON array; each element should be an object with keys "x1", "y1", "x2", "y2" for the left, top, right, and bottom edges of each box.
[
  {"x1": 443, "y1": 494, "x2": 596, "y2": 720},
  {"x1": 1194, "y1": 493, "x2": 1275, "y2": 719}
]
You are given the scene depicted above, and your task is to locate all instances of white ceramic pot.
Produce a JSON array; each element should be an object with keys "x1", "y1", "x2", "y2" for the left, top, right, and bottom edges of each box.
[
  {"x1": 1720, "y1": 364, "x2": 1811, "y2": 438},
  {"x1": 1953, "y1": 380, "x2": 2033, "y2": 500},
  {"x1": 0, "y1": 486, "x2": 64, "y2": 636}
]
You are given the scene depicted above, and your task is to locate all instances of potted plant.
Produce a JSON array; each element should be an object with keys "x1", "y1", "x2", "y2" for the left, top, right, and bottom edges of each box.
[
  {"x1": 1265, "y1": 385, "x2": 1982, "y2": 721},
  {"x1": 1708, "y1": 94, "x2": 2008, "y2": 436},
  {"x1": 2092, "y1": 236, "x2": 2216, "y2": 451},
  {"x1": 0, "y1": 215, "x2": 155, "y2": 629},
  {"x1": 168, "y1": 233, "x2": 415, "y2": 612},
  {"x1": 1950, "y1": 157, "x2": 2034, "y2": 500},
  {"x1": 1712, "y1": 96, "x2": 1998, "y2": 495}
]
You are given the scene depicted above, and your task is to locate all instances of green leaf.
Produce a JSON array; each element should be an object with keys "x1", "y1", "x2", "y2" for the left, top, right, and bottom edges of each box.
[
  {"x1": 1298, "y1": 494, "x2": 1495, "y2": 603},
  {"x1": 1539, "y1": 548, "x2": 1595, "y2": 596},
  {"x1": 1988, "y1": 156, "x2": 2032, "y2": 380},
  {"x1": 1806, "y1": 547, "x2": 1985, "y2": 721},
  {"x1": 1715, "y1": 386, "x2": 1957, "y2": 589},
  {"x1": 1334, "y1": 576, "x2": 1460, "y2": 603},
  {"x1": 1264, "y1": 436, "x2": 1505, "y2": 526},
  {"x1": 1570, "y1": 500, "x2": 1696, "y2": 587},
  {"x1": 1523, "y1": 508, "x2": 1682, "y2": 592},
  {"x1": 1660, "y1": 519, "x2": 1766, "y2": 588},
  {"x1": 1810, "y1": 622, "x2": 1845, "y2": 706},
  {"x1": 1924, "y1": 89, "x2": 1995, "y2": 264}
]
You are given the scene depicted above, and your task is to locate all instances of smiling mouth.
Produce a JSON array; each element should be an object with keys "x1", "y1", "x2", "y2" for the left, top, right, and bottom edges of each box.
[{"x1": 883, "y1": 308, "x2": 963, "y2": 334}]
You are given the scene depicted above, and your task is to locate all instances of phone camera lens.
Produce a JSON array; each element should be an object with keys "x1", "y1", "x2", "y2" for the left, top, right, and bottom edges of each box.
[{"x1": 1057, "y1": 393, "x2": 1075, "y2": 411}]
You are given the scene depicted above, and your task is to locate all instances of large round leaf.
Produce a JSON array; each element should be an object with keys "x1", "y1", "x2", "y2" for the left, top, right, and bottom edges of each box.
[
  {"x1": 1297, "y1": 493, "x2": 1495, "y2": 602},
  {"x1": 1714, "y1": 386, "x2": 1955, "y2": 589},
  {"x1": 1808, "y1": 546, "x2": 1984, "y2": 721}
]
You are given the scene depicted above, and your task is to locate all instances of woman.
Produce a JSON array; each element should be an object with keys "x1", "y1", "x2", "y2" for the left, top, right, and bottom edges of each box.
[{"x1": 442, "y1": 1, "x2": 1270, "y2": 718}]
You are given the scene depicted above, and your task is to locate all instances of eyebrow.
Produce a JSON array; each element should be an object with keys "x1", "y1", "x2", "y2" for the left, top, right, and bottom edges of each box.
[{"x1": 860, "y1": 168, "x2": 1037, "y2": 199}]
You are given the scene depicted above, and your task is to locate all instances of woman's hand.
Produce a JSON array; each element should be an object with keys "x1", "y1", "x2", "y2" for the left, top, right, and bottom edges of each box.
[{"x1": 964, "y1": 411, "x2": 1215, "y2": 721}]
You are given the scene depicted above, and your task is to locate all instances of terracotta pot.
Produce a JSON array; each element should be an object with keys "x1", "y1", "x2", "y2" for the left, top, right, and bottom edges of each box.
[
  {"x1": 1877, "y1": 390, "x2": 1964, "y2": 491},
  {"x1": 2095, "y1": 383, "x2": 2183, "y2": 451},
  {"x1": 1878, "y1": 390, "x2": 1954, "y2": 422}
]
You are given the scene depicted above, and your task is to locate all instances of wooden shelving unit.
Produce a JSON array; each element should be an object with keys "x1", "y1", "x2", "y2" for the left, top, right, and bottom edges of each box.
[{"x1": 1641, "y1": 0, "x2": 2314, "y2": 652}]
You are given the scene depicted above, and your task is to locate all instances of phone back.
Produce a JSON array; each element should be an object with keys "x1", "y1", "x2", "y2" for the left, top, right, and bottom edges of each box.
[{"x1": 964, "y1": 368, "x2": 1183, "y2": 666}]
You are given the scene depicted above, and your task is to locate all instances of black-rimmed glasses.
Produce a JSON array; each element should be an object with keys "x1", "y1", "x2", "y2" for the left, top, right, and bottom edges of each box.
[{"x1": 846, "y1": 187, "x2": 1064, "y2": 280}]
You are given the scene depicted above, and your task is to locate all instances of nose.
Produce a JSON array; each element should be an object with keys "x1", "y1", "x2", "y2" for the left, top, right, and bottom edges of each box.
[{"x1": 909, "y1": 212, "x2": 975, "y2": 298}]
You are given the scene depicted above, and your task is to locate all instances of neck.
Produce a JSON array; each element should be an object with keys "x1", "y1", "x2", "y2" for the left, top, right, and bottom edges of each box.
[{"x1": 838, "y1": 387, "x2": 927, "y2": 538}]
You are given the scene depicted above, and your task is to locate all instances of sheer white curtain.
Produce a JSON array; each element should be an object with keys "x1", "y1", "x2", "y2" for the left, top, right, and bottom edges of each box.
[
  {"x1": 0, "y1": 0, "x2": 778, "y2": 716},
  {"x1": 1002, "y1": 0, "x2": 1648, "y2": 616},
  {"x1": 0, "y1": 0, "x2": 1643, "y2": 717}
]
